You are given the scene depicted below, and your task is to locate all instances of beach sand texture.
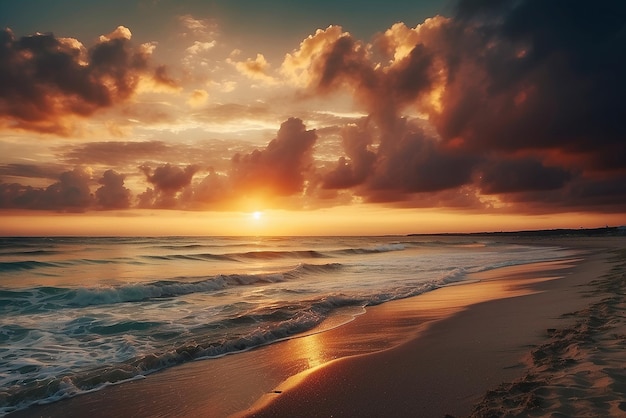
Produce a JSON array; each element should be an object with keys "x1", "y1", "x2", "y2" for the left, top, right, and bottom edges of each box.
[
  {"x1": 470, "y1": 245, "x2": 626, "y2": 417},
  {"x1": 7, "y1": 237, "x2": 625, "y2": 418}
]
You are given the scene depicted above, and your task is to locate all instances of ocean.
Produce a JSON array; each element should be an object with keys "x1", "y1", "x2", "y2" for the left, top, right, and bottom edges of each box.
[{"x1": 0, "y1": 236, "x2": 575, "y2": 415}]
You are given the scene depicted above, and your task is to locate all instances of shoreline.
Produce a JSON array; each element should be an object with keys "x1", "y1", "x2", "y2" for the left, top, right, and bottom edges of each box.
[
  {"x1": 7, "y1": 237, "x2": 624, "y2": 418},
  {"x1": 470, "y1": 243, "x2": 626, "y2": 417},
  {"x1": 242, "y1": 238, "x2": 624, "y2": 417}
]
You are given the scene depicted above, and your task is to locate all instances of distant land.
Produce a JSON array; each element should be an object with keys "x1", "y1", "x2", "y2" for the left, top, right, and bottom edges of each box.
[{"x1": 409, "y1": 226, "x2": 626, "y2": 238}]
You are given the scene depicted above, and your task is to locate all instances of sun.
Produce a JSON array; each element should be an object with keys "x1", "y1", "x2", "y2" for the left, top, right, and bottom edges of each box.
[{"x1": 252, "y1": 211, "x2": 262, "y2": 220}]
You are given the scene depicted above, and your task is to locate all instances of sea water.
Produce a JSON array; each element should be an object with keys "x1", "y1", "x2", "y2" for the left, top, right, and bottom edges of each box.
[{"x1": 0, "y1": 236, "x2": 575, "y2": 415}]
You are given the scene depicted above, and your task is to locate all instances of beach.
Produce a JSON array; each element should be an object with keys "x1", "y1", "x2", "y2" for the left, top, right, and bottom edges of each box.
[
  {"x1": 244, "y1": 237, "x2": 625, "y2": 418},
  {"x1": 5, "y1": 235, "x2": 625, "y2": 417}
]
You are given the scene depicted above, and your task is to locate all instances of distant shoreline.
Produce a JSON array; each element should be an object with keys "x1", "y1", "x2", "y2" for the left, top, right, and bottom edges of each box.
[{"x1": 408, "y1": 225, "x2": 626, "y2": 238}]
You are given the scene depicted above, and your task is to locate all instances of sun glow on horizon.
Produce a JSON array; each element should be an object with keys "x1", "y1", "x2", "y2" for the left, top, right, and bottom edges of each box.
[{"x1": 0, "y1": 206, "x2": 619, "y2": 237}]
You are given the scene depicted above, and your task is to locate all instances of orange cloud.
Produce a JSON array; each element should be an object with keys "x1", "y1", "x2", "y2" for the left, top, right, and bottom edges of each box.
[
  {"x1": 231, "y1": 117, "x2": 317, "y2": 196},
  {"x1": 229, "y1": 53, "x2": 276, "y2": 84},
  {"x1": 0, "y1": 26, "x2": 173, "y2": 135},
  {"x1": 280, "y1": 25, "x2": 347, "y2": 87},
  {"x1": 187, "y1": 89, "x2": 209, "y2": 108}
]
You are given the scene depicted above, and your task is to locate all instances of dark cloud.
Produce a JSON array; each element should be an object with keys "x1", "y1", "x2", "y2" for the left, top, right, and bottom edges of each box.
[
  {"x1": 426, "y1": 0, "x2": 626, "y2": 209},
  {"x1": 491, "y1": 174, "x2": 626, "y2": 214},
  {"x1": 141, "y1": 164, "x2": 198, "y2": 192},
  {"x1": 139, "y1": 163, "x2": 198, "y2": 208},
  {"x1": 322, "y1": 123, "x2": 375, "y2": 189},
  {"x1": 58, "y1": 139, "x2": 252, "y2": 174},
  {"x1": 191, "y1": 169, "x2": 233, "y2": 209},
  {"x1": 0, "y1": 167, "x2": 137, "y2": 211},
  {"x1": 321, "y1": 119, "x2": 477, "y2": 201},
  {"x1": 289, "y1": 25, "x2": 473, "y2": 202},
  {"x1": 292, "y1": 1, "x2": 626, "y2": 211},
  {"x1": 0, "y1": 26, "x2": 174, "y2": 134},
  {"x1": 0, "y1": 167, "x2": 93, "y2": 212},
  {"x1": 0, "y1": 183, "x2": 36, "y2": 209},
  {"x1": 478, "y1": 157, "x2": 572, "y2": 195},
  {"x1": 0, "y1": 163, "x2": 65, "y2": 180},
  {"x1": 95, "y1": 170, "x2": 131, "y2": 209},
  {"x1": 60, "y1": 141, "x2": 172, "y2": 166},
  {"x1": 369, "y1": 126, "x2": 477, "y2": 196},
  {"x1": 153, "y1": 65, "x2": 178, "y2": 89},
  {"x1": 231, "y1": 117, "x2": 317, "y2": 196},
  {"x1": 438, "y1": 0, "x2": 626, "y2": 158}
]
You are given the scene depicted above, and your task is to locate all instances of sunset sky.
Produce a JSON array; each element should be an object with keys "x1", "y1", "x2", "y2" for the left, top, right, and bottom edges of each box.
[{"x1": 1, "y1": 0, "x2": 625, "y2": 236}]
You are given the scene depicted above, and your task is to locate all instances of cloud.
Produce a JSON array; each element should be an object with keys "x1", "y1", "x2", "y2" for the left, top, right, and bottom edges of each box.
[
  {"x1": 284, "y1": 1, "x2": 626, "y2": 211},
  {"x1": 0, "y1": 118, "x2": 409, "y2": 212},
  {"x1": 432, "y1": 1, "x2": 626, "y2": 162},
  {"x1": 139, "y1": 163, "x2": 198, "y2": 208},
  {"x1": 98, "y1": 26, "x2": 132, "y2": 42},
  {"x1": 95, "y1": 169, "x2": 132, "y2": 209},
  {"x1": 0, "y1": 167, "x2": 93, "y2": 212},
  {"x1": 0, "y1": 26, "x2": 171, "y2": 134},
  {"x1": 200, "y1": 102, "x2": 272, "y2": 122},
  {"x1": 2, "y1": 2, "x2": 625, "y2": 216},
  {"x1": 322, "y1": 123, "x2": 376, "y2": 189},
  {"x1": 487, "y1": 173, "x2": 626, "y2": 214},
  {"x1": 418, "y1": 0, "x2": 626, "y2": 210},
  {"x1": 231, "y1": 117, "x2": 317, "y2": 196},
  {"x1": 183, "y1": 41, "x2": 216, "y2": 69},
  {"x1": 370, "y1": 126, "x2": 477, "y2": 195},
  {"x1": 179, "y1": 14, "x2": 219, "y2": 71},
  {"x1": 178, "y1": 15, "x2": 217, "y2": 39},
  {"x1": 60, "y1": 141, "x2": 172, "y2": 166},
  {"x1": 58, "y1": 138, "x2": 258, "y2": 176},
  {"x1": 148, "y1": 65, "x2": 180, "y2": 92},
  {"x1": 282, "y1": 22, "x2": 473, "y2": 202},
  {"x1": 280, "y1": 25, "x2": 347, "y2": 87},
  {"x1": 191, "y1": 169, "x2": 233, "y2": 209},
  {"x1": 185, "y1": 41, "x2": 216, "y2": 56},
  {"x1": 0, "y1": 163, "x2": 65, "y2": 181},
  {"x1": 478, "y1": 157, "x2": 572, "y2": 195},
  {"x1": 229, "y1": 52, "x2": 276, "y2": 84},
  {"x1": 187, "y1": 89, "x2": 209, "y2": 108}
]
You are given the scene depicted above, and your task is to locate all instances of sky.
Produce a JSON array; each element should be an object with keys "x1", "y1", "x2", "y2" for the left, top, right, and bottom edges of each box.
[{"x1": 1, "y1": 0, "x2": 625, "y2": 236}]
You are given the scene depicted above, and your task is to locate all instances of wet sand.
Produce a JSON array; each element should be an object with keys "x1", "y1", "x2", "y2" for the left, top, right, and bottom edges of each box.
[{"x1": 9, "y1": 237, "x2": 625, "y2": 418}]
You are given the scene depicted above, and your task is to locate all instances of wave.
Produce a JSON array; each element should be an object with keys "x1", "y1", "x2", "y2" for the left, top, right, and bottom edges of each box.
[
  {"x1": 331, "y1": 243, "x2": 406, "y2": 256},
  {"x1": 0, "y1": 257, "x2": 140, "y2": 272},
  {"x1": 0, "y1": 249, "x2": 60, "y2": 257},
  {"x1": 142, "y1": 253, "x2": 236, "y2": 262},
  {"x1": 0, "y1": 270, "x2": 459, "y2": 416},
  {"x1": 0, "y1": 240, "x2": 409, "y2": 277},
  {"x1": 0, "y1": 260, "x2": 61, "y2": 271},
  {"x1": 0, "y1": 296, "x2": 359, "y2": 416},
  {"x1": 0, "y1": 263, "x2": 346, "y2": 314},
  {"x1": 231, "y1": 243, "x2": 407, "y2": 259},
  {"x1": 140, "y1": 244, "x2": 407, "y2": 263},
  {"x1": 233, "y1": 249, "x2": 329, "y2": 260}
]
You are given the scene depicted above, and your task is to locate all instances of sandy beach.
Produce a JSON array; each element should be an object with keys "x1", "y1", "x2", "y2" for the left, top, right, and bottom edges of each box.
[{"x1": 8, "y1": 236, "x2": 625, "y2": 418}]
